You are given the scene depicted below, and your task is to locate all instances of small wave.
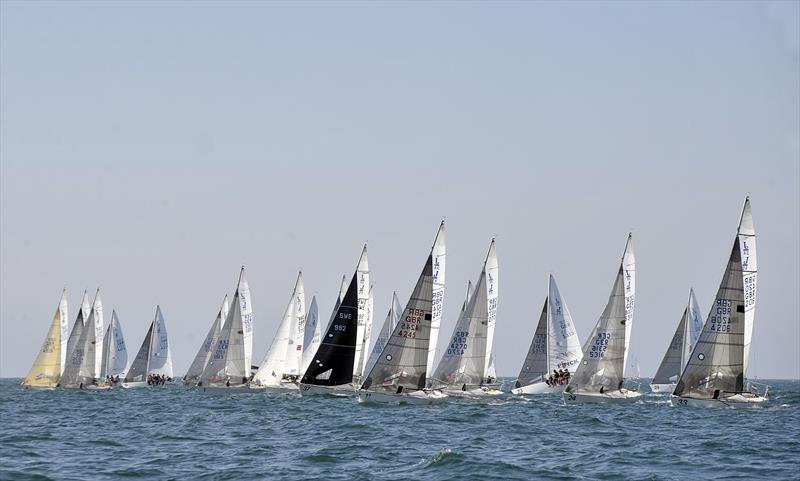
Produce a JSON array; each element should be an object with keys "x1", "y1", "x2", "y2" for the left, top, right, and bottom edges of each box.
[{"x1": 419, "y1": 448, "x2": 461, "y2": 468}]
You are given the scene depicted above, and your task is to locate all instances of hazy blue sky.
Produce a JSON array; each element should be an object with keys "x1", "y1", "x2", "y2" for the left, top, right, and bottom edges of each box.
[{"x1": 2, "y1": 1, "x2": 798, "y2": 379}]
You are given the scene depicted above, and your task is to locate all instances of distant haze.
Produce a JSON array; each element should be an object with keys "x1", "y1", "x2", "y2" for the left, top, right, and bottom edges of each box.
[{"x1": 1, "y1": 1, "x2": 798, "y2": 379}]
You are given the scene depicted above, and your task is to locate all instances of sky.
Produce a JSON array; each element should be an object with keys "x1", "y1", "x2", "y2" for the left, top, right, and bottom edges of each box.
[{"x1": 1, "y1": 1, "x2": 798, "y2": 379}]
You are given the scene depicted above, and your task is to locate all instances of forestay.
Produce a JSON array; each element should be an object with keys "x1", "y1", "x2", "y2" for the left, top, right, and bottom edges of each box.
[
  {"x1": 22, "y1": 290, "x2": 69, "y2": 388},
  {"x1": 184, "y1": 295, "x2": 229, "y2": 385},
  {"x1": 566, "y1": 235, "x2": 635, "y2": 394},
  {"x1": 674, "y1": 198, "x2": 756, "y2": 398}
]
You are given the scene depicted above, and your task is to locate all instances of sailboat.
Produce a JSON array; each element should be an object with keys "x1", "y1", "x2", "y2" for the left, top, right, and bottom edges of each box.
[
  {"x1": 251, "y1": 272, "x2": 307, "y2": 391},
  {"x1": 100, "y1": 310, "x2": 128, "y2": 383},
  {"x1": 672, "y1": 197, "x2": 767, "y2": 408},
  {"x1": 299, "y1": 296, "x2": 321, "y2": 375},
  {"x1": 357, "y1": 222, "x2": 447, "y2": 405},
  {"x1": 184, "y1": 295, "x2": 229, "y2": 386},
  {"x1": 650, "y1": 289, "x2": 703, "y2": 393},
  {"x1": 299, "y1": 246, "x2": 367, "y2": 397},
  {"x1": 21, "y1": 289, "x2": 69, "y2": 389},
  {"x1": 431, "y1": 239, "x2": 500, "y2": 396},
  {"x1": 512, "y1": 274, "x2": 583, "y2": 395},
  {"x1": 121, "y1": 306, "x2": 174, "y2": 388},
  {"x1": 197, "y1": 267, "x2": 255, "y2": 392},
  {"x1": 59, "y1": 289, "x2": 108, "y2": 390},
  {"x1": 564, "y1": 234, "x2": 640, "y2": 404},
  {"x1": 362, "y1": 292, "x2": 402, "y2": 378}
]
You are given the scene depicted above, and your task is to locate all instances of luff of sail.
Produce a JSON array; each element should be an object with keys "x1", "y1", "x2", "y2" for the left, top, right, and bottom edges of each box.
[
  {"x1": 22, "y1": 290, "x2": 69, "y2": 388},
  {"x1": 566, "y1": 234, "x2": 635, "y2": 395},
  {"x1": 184, "y1": 295, "x2": 229, "y2": 385},
  {"x1": 361, "y1": 223, "x2": 444, "y2": 394},
  {"x1": 674, "y1": 198, "x2": 757, "y2": 399},
  {"x1": 352, "y1": 246, "x2": 371, "y2": 380}
]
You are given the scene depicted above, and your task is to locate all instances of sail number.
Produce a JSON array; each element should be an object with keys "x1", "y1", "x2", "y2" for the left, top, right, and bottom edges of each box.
[
  {"x1": 743, "y1": 274, "x2": 756, "y2": 309},
  {"x1": 531, "y1": 333, "x2": 546, "y2": 354},
  {"x1": 432, "y1": 291, "x2": 444, "y2": 321},
  {"x1": 589, "y1": 333, "x2": 610, "y2": 359},
  {"x1": 400, "y1": 309, "x2": 425, "y2": 338},
  {"x1": 710, "y1": 299, "x2": 732, "y2": 333},
  {"x1": 447, "y1": 331, "x2": 469, "y2": 355}
]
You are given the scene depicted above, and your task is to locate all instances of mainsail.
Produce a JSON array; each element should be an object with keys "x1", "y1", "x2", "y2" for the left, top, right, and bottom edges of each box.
[
  {"x1": 674, "y1": 198, "x2": 757, "y2": 398},
  {"x1": 300, "y1": 267, "x2": 359, "y2": 387},
  {"x1": 516, "y1": 299, "x2": 549, "y2": 387},
  {"x1": 253, "y1": 272, "x2": 307, "y2": 386},
  {"x1": 351, "y1": 247, "x2": 371, "y2": 380},
  {"x1": 100, "y1": 310, "x2": 128, "y2": 378},
  {"x1": 363, "y1": 291, "x2": 402, "y2": 378},
  {"x1": 356, "y1": 284, "x2": 374, "y2": 380},
  {"x1": 91, "y1": 289, "x2": 105, "y2": 381},
  {"x1": 652, "y1": 289, "x2": 703, "y2": 385},
  {"x1": 566, "y1": 234, "x2": 635, "y2": 394},
  {"x1": 300, "y1": 296, "x2": 320, "y2": 374},
  {"x1": 199, "y1": 268, "x2": 253, "y2": 386},
  {"x1": 361, "y1": 222, "x2": 445, "y2": 394},
  {"x1": 22, "y1": 290, "x2": 69, "y2": 388},
  {"x1": 432, "y1": 239, "x2": 498, "y2": 389},
  {"x1": 428, "y1": 223, "x2": 446, "y2": 378},
  {"x1": 124, "y1": 321, "x2": 153, "y2": 383},
  {"x1": 184, "y1": 295, "x2": 229, "y2": 385},
  {"x1": 64, "y1": 290, "x2": 90, "y2": 370},
  {"x1": 149, "y1": 306, "x2": 173, "y2": 377}
]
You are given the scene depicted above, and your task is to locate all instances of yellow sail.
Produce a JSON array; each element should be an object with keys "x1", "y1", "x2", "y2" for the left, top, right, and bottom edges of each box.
[{"x1": 22, "y1": 290, "x2": 69, "y2": 389}]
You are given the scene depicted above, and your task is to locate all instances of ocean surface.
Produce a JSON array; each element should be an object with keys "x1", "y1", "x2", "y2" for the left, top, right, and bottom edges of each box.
[{"x1": 1, "y1": 378, "x2": 798, "y2": 481}]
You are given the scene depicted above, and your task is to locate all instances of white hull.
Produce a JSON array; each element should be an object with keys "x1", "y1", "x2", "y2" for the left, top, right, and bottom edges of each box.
[
  {"x1": 563, "y1": 389, "x2": 642, "y2": 404},
  {"x1": 649, "y1": 383, "x2": 676, "y2": 394},
  {"x1": 250, "y1": 382, "x2": 300, "y2": 393},
  {"x1": 357, "y1": 389, "x2": 448, "y2": 405},
  {"x1": 198, "y1": 385, "x2": 254, "y2": 393},
  {"x1": 446, "y1": 386, "x2": 503, "y2": 397},
  {"x1": 121, "y1": 381, "x2": 148, "y2": 389},
  {"x1": 298, "y1": 383, "x2": 355, "y2": 397},
  {"x1": 511, "y1": 382, "x2": 567, "y2": 395},
  {"x1": 670, "y1": 393, "x2": 768, "y2": 409}
]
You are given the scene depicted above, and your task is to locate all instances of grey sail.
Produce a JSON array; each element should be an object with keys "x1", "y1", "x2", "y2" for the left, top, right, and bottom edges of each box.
[
  {"x1": 60, "y1": 304, "x2": 99, "y2": 387},
  {"x1": 652, "y1": 304, "x2": 689, "y2": 385},
  {"x1": 64, "y1": 291, "x2": 90, "y2": 371},
  {"x1": 674, "y1": 242, "x2": 746, "y2": 397},
  {"x1": 363, "y1": 292, "x2": 402, "y2": 378},
  {"x1": 361, "y1": 254, "x2": 434, "y2": 393},
  {"x1": 184, "y1": 295, "x2": 228, "y2": 385},
  {"x1": 514, "y1": 299, "x2": 549, "y2": 388},
  {"x1": 124, "y1": 322, "x2": 154, "y2": 383},
  {"x1": 200, "y1": 275, "x2": 249, "y2": 386}
]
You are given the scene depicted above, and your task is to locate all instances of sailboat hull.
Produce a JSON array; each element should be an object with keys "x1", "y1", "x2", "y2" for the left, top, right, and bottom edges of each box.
[
  {"x1": 649, "y1": 383, "x2": 676, "y2": 394},
  {"x1": 250, "y1": 382, "x2": 300, "y2": 393},
  {"x1": 198, "y1": 385, "x2": 254, "y2": 393},
  {"x1": 299, "y1": 383, "x2": 355, "y2": 397},
  {"x1": 121, "y1": 381, "x2": 148, "y2": 389},
  {"x1": 563, "y1": 389, "x2": 641, "y2": 404},
  {"x1": 670, "y1": 394, "x2": 768, "y2": 409},
  {"x1": 357, "y1": 389, "x2": 448, "y2": 405},
  {"x1": 445, "y1": 387, "x2": 503, "y2": 397},
  {"x1": 511, "y1": 382, "x2": 567, "y2": 395}
]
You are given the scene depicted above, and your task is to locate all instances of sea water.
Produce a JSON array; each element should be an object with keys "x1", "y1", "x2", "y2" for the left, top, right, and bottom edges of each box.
[{"x1": 1, "y1": 378, "x2": 798, "y2": 480}]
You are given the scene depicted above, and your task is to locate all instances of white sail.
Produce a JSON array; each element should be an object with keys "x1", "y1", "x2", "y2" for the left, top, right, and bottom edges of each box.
[
  {"x1": 428, "y1": 222, "x2": 446, "y2": 378},
  {"x1": 284, "y1": 272, "x2": 307, "y2": 377},
  {"x1": 200, "y1": 268, "x2": 251, "y2": 386},
  {"x1": 674, "y1": 198, "x2": 756, "y2": 399},
  {"x1": 566, "y1": 234, "x2": 635, "y2": 394},
  {"x1": 300, "y1": 296, "x2": 320, "y2": 374},
  {"x1": 361, "y1": 222, "x2": 444, "y2": 394},
  {"x1": 100, "y1": 310, "x2": 128, "y2": 378},
  {"x1": 148, "y1": 306, "x2": 173, "y2": 377},
  {"x1": 353, "y1": 246, "x2": 371, "y2": 379},
  {"x1": 363, "y1": 292, "x2": 401, "y2": 378},
  {"x1": 653, "y1": 289, "x2": 703, "y2": 386},
  {"x1": 358, "y1": 285, "x2": 374, "y2": 377},
  {"x1": 253, "y1": 272, "x2": 305, "y2": 386},
  {"x1": 60, "y1": 296, "x2": 101, "y2": 387},
  {"x1": 432, "y1": 239, "x2": 498, "y2": 389},
  {"x1": 184, "y1": 295, "x2": 229, "y2": 384},
  {"x1": 338, "y1": 274, "x2": 348, "y2": 301},
  {"x1": 22, "y1": 290, "x2": 69, "y2": 388},
  {"x1": 91, "y1": 289, "x2": 105, "y2": 381},
  {"x1": 238, "y1": 269, "x2": 254, "y2": 374},
  {"x1": 547, "y1": 275, "x2": 583, "y2": 374}
]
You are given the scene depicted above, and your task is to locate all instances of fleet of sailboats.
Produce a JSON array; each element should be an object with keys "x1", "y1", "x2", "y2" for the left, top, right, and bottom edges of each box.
[{"x1": 20, "y1": 197, "x2": 771, "y2": 409}]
